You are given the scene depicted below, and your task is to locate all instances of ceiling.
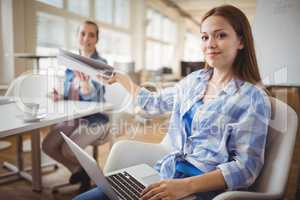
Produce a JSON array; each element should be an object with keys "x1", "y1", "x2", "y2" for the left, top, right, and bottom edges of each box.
[{"x1": 169, "y1": 0, "x2": 257, "y2": 24}]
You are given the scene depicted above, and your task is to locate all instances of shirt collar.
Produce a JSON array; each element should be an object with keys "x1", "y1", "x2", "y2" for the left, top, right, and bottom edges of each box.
[
  {"x1": 90, "y1": 50, "x2": 99, "y2": 59},
  {"x1": 221, "y1": 79, "x2": 244, "y2": 95},
  {"x1": 196, "y1": 67, "x2": 244, "y2": 95},
  {"x1": 78, "y1": 50, "x2": 99, "y2": 59},
  {"x1": 196, "y1": 67, "x2": 213, "y2": 81}
]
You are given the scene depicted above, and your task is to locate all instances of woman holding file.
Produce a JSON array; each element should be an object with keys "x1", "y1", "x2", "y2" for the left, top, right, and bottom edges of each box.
[
  {"x1": 75, "y1": 5, "x2": 271, "y2": 200},
  {"x1": 42, "y1": 20, "x2": 109, "y2": 192}
]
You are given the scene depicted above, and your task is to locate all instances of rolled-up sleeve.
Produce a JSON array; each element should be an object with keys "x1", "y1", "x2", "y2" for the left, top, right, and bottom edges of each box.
[
  {"x1": 217, "y1": 89, "x2": 271, "y2": 190},
  {"x1": 136, "y1": 86, "x2": 178, "y2": 115}
]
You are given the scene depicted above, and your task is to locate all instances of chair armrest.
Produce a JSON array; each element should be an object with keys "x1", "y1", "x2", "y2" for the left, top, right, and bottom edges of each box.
[
  {"x1": 213, "y1": 191, "x2": 281, "y2": 200},
  {"x1": 103, "y1": 140, "x2": 170, "y2": 174}
]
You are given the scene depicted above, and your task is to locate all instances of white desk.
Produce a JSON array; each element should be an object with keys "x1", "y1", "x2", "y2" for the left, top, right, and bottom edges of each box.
[{"x1": 0, "y1": 100, "x2": 112, "y2": 191}]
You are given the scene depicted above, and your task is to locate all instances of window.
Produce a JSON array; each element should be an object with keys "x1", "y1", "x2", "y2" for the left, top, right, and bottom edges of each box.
[
  {"x1": 98, "y1": 29, "x2": 131, "y2": 65},
  {"x1": 37, "y1": 0, "x2": 63, "y2": 8},
  {"x1": 67, "y1": 0, "x2": 89, "y2": 17},
  {"x1": 67, "y1": 20, "x2": 80, "y2": 51},
  {"x1": 37, "y1": 12, "x2": 65, "y2": 48},
  {"x1": 34, "y1": 0, "x2": 132, "y2": 74},
  {"x1": 145, "y1": 8, "x2": 177, "y2": 70},
  {"x1": 36, "y1": 12, "x2": 66, "y2": 74},
  {"x1": 146, "y1": 9, "x2": 154, "y2": 37},
  {"x1": 184, "y1": 32, "x2": 203, "y2": 61},
  {"x1": 162, "y1": 44, "x2": 174, "y2": 67},
  {"x1": 114, "y1": 0, "x2": 130, "y2": 28},
  {"x1": 95, "y1": 0, "x2": 113, "y2": 24},
  {"x1": 95, "y1": 0, "x2": 130, "y2": 28}
]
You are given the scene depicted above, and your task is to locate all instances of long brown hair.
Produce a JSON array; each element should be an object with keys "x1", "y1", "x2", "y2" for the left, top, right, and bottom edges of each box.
[{"x1": 201, "y1": 5, "x2": 261, "y2": 85}]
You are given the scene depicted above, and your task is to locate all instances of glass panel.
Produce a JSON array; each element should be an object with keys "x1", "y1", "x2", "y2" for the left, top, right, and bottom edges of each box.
[
  {"x1": 162, "y1": 44, "x2": 174, "y2": 67},
  {"x1": 114, "y1": 0, "x2": 130, "y2": 28},
  {"x1": 112, "y1": 31, "x2": 131, "y2": 62},
  {"x1": 153, "y1": 42, "x2": 162, "y2": 70},
  {"x1": 146, "y1": 9, "x2": 155, "y2": 37},
  {"x1": 146, "y1": 41, "x2": 162, "y2": 70},
  {"x1": 37, "y1": 12, "x2": 65, "y2": 48},
  {"x1": 67, "y1": 0, "x2": 89, "y2": 17},
  {"x1": 169, "y1": 20, "x2": 177, "y2": 43},
  {"x1": 184, "y1": 32, "x2": 203, "y2": 61},
  {"x1": 37, "y1": 0, "x2": 63, "y2": 8},
  {"x1": 162, "y1": 17, "x2": 170, "y2": 42},
  {"x1": 97, "y1": 29, "x2": 131, "y2": 65},
  {"x1": 152, "y1": 11, "x2": 162, "y2": 39},
  {"x1": 36, "y1": 46, "x2": 64, "y2": 75},
  {"x1": 67, "y1": 20, "x2": 81, "y2": 51},
  {"x1": 145, "y1": 41, "x2": 155, "y2": 70},
  {"x1": 95, "y1": 0, "x2": 113, "y2": 24}
]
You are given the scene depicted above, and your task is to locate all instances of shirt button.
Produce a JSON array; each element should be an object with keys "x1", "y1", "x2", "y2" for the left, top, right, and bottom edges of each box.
[{"x1": 211, "y1": 125, "x2": 218, "y2": 134}]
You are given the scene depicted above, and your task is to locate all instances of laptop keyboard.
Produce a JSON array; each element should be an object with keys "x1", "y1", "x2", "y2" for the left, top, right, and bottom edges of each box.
[{"x1": 107, "y1": 171, "x2": 146, "y2": 200}]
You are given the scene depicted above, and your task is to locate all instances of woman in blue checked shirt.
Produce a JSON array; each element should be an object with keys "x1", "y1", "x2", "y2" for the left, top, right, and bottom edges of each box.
[{"x1": 74, "y1": 5, "x2": 271, "y2": 200}]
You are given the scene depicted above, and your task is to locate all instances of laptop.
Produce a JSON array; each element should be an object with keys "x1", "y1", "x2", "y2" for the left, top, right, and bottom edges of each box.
[{"x1": 60, "y1": 131, "x2": 161, "y2": 200}]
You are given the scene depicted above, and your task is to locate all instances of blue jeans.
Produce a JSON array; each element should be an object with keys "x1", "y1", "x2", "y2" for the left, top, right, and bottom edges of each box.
[
  {"x1": 73, "y1": 187, "x2": 109, "y2": 200},
  {"x1": 72, "y1": 186, "x2": 223, "y2": 200}
]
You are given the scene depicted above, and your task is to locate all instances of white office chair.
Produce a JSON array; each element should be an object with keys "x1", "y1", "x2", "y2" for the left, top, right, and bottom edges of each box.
[{"x1": 103, "y1": 97, "x2": 298, "y2": 200}]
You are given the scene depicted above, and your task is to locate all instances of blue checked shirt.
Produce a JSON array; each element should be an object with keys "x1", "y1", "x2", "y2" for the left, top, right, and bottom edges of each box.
[{"x1": 136, "y1": 68, "x2": 271, "y2": 190}]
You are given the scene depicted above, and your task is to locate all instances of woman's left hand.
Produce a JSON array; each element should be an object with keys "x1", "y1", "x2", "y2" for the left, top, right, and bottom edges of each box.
[
  {"x1": 140, "y1": 179, "x2": 191, "y2": 200},
  {"x1": 74, "y1": 71, "x2": 90, "y2": 81}
]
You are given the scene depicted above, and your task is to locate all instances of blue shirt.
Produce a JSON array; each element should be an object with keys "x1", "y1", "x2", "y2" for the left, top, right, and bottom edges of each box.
[
  {"x1": 63, "y1": 51, "x2": 107, "y2": 102},
  {"x1": 136, "y1": 68, "x2": 271, "y2": 190},
  {"x1": 63, "y1": 51, "x2": 109, "y2": 124},
  {"x1": 175, "y1": 100, "x2": 204, "y2": 177}
]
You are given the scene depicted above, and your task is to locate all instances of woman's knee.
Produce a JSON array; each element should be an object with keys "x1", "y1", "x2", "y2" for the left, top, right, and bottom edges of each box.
[
  {"x1": 61, "y1": 142, "x2": 76, "y2": 159},
  {"x1": 42, "y1": 131, "x2": 58, "y2": 156}
]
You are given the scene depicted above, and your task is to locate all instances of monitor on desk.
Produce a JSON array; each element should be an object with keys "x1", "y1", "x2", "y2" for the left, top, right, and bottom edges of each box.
[{"x1": 180, "y1": 61, "x2": 205, "y2": 77}]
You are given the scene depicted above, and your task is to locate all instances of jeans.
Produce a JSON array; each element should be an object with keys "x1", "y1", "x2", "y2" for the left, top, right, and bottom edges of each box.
[
  {"x1": 72, "y1": 186, "x2": 223, "y2": 200},
  {"x1": 73, "y1": 187, "x2": 109, "y2": 200}
]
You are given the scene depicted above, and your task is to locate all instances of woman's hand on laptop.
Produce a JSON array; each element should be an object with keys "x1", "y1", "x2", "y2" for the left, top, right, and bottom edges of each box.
[{"x1": 140, "y1": 179, "x2": 191, "y2": 200}]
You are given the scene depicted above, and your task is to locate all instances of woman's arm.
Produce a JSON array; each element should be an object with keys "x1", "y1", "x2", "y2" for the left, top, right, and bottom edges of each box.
[
  {"x1": 98, "y1": 72, "x2": 140, "y2": 97},
  {"x1": 141, "y1": 169, "x2": 226, "y2": 200},
  {"x1": 216, "y1": 88, "x2": 272, "y2": 190},
  {"x1": 97, "y1": 72, "x2": 178, "y2": 115}
]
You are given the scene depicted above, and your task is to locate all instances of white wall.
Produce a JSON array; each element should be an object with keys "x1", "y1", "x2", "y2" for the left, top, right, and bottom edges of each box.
[{"x1": 254, "y1": 0, "x2": 300, "y2": 85}]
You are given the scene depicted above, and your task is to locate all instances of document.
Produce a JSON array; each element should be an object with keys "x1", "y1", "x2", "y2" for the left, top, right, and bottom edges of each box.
[{"x1": 57, "y1": 49, "x2": 114, "y2": 79}]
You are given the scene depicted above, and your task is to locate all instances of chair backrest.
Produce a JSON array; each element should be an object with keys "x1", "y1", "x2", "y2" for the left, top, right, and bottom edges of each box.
[
  {"x1": 250, "y1": 97, "x2": 298, "y2": 196},
  {"x1": 5, "y1": 72, "x2": 62, "y2": 107},
  {"x1": 105, "y1": 83, "x2": 134, "y2": 114}
]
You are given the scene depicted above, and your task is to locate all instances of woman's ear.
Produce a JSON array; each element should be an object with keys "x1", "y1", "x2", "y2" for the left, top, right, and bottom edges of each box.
[{"x1": 238, "y1": 37, "x2": 244, "y2": 50}]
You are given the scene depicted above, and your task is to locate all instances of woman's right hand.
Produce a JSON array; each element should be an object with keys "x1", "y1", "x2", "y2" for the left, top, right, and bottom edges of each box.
[
  {"x1": 96, "y1": 72, "x2": 118, "y2": 85},
  {"x1": 97, "y1": 72, "x2": 141, "y2": 97}
]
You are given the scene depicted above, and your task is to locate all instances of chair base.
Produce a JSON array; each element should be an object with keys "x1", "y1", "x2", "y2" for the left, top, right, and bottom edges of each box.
[{"x1": 0, "y1": 161, "x2": 58, "y2": 189}]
